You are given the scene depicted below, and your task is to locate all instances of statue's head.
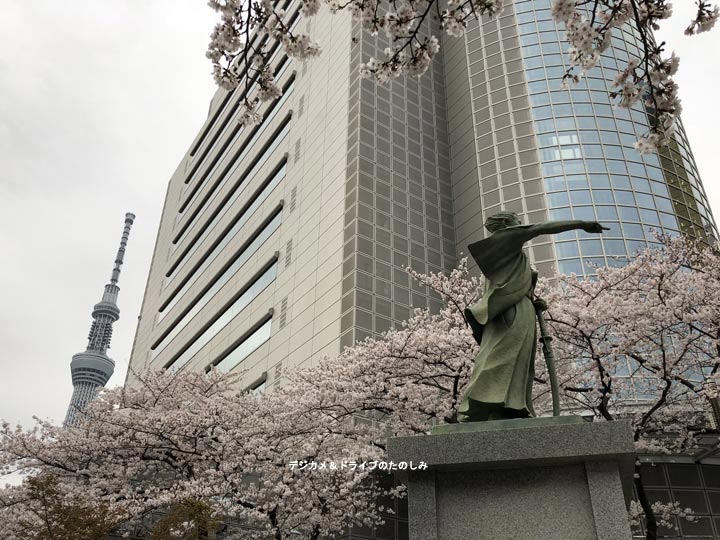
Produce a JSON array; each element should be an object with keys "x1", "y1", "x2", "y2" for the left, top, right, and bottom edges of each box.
[{"x1": 484, "y1": 211, "x2": 522, "y2": 233}]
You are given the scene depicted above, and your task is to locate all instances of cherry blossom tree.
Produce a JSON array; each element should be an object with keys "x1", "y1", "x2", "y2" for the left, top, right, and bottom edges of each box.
[
  {"x1": 149, "y1": 499, "x2": 222, "y2": 539},
  {"x1": 288, "y1": 259, "x2": 481, "y2": 435},
  {"x1": 0, "y1": 262, "x2": 480, "y2": 539},
  {"x1": 3, "y1": 245, "x2": 719, "y2": 539},
  {"x1": 0, "y1": 473, "x2": 121, "y2": 540},
  {"x1": 0, "y1": 370, "x2": 389, "y2": 540},
  {"x1": 540, "y1": 234, "x2": 720, "y2": 539},
  {"x1": 205, "y1": 0, "x2": 717, "y2": 152}
]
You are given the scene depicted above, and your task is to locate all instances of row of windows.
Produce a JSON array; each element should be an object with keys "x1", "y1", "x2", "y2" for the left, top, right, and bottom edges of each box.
[
  {"x1": 355, "y1": 172, "x2": 454, "y2": 226},
  {"x1": 171, "y1": 114, "x2": 291, "y2": 264},
  {"x1": 354, "y1": 212, "x2": 444, "y2": 249},
  {"x1": 186, "y1": 0, "x2": 297, "y2": 165},
  {"x1": 354, "y1": 154, "x2": 451, "y2": 205},
  {"x1": 187, "y1": 44, "x2": 287, "y2": 183},
  {"x1": 155, "y1": 207, "x2": 282, "y2": 345},
  {"x1": 166, "y1": 160, "x2": 286, "y2": 287},
  {"x1": 543, "y1": 170, "x2": 667, "y2": 193},
  {"x1": 535, "y1": 123, "x2": 647, "y2": 146},
  {"x1": 519, "y1": 24, "x2": 641, "y2": 64},
  {"x1": 557, "y1": 256, "x2": 625, "y2": 275},
  {"x1": 357, "y1": 127, "x2": 439, "y2": 168},
  {"x1": 476, "y1": 134, "x2": 656, "y2": 169},
  {"x1": 72, "y1": 367, "x2": 111, "y2": 386},
  {"x1": 545, "y1": 188, "x2": 673, "y2": 210},
  {"x1": 187, "y1": 9, "x2": 271, "y2": 159},
  {"x1": 165, "y1": 260, "x2": 278, "y2": 371},
  {"x1": 152, "y1": 171, "x2": 285, "y2": 356},
  {"x1": 547, "y1": 189, "x2": 674, "y2": 217},
  {"x1": 555, "y1": 237, "x2": 660, "y2": 259},
  {"x1": 173, "y1": 76, "x2": 295, "y2": 246},
  {"x1": 182, "y1": 53, "x2": 290, "y2": 211},
  {"x1": 359, "y1": 88, "x2": 447, "y2": 132},
  {"x1": 547, "y1": 209, "x2": 678, "y2": 232},
  {"x1": 541, "y1": 158, "x2": 645, "y2": 178},
  {"x1": 355, "y1": 183, "x2": 443, "y2": 219},
  {"x1": 345, "y1": 221, "x2": 454, "y2": 270},
  {"x1": 357, "y1": 114, "x2": 446, "y2": 162},
  {"x1": 353, "y1": 201, "x2": 453, "y2": 249},
  {"x1": 533, "y1": 110, "x2": 648, "y2": 140},
  {"x1": 520, "y1": 26, "x2": 640, "y2": 62},
  {"x1": 538, "y1": 143, "x2": 636, "y2": 163}
]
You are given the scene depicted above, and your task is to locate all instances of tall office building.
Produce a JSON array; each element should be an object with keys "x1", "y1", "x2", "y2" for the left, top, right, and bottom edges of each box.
[
  {"x1": 127, "y1": 2, "x2": 719, "y2": 536},
  {"x1": 64, "y1": 212, "x2": 135, "y2": 427}
]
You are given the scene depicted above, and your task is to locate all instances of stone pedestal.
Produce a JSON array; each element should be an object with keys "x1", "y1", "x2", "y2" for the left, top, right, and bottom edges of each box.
[{"x1": 387, "y1": 416, "x2": 636, "y2": 540}]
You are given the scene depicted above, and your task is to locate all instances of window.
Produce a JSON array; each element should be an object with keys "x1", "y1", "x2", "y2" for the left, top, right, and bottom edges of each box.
[
  {"x1": 189, "y1": 44, "x2": 288, "y2": 164},
  {"x1": 555, "y1": 241, "x2": 579, "y2": 258},
  {"x1": 187, "y1": 14, "x2": 281, "y2": 159},
  {"x1": 246, "y1": 373, "x2": 268, "y2": 397},
  {"x1": 181, "y1": 53, "x2": 292, "y2": 209},
  {"x1": 548, "y1": 191, "x2": 569, "y2": 207},
  {"x1": 558, "y1": 258, "x2": 583, "y2": 274},
  {"x1": 164, "y1": 261, "x2": 278, "y2": 370},
  {"x1": 212, "y1": 317, "x2": 273, "y2": 373}
]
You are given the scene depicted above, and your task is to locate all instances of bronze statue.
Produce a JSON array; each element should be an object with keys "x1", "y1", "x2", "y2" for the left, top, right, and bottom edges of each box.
[{"x1": 458, "y1": 211, "x2": 609, "y2": 422}]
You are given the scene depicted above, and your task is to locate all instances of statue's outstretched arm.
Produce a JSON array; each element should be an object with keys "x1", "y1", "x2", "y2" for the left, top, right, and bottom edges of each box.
[
  {"x1": 524, "y1": 220, "x2": 609, "y2": 240},
  {"x1": 468, "y1": 221, "x2": 608, "y2": 267}
]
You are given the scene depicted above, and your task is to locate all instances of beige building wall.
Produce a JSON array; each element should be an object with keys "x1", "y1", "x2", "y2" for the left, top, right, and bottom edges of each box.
[{"x1": 128, "y1": 7, "x2": 355, "y2": 391}]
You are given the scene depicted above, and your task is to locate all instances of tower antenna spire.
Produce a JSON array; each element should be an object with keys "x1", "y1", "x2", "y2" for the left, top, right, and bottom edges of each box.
[{"x1": 110, "y1": 212, "x2": 135, "y2": 285}]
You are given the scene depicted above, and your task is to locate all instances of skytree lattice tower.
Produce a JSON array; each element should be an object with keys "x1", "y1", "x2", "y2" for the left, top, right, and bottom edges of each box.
[{"x1": 64, "y1": 212, "x2": 135, "y2": 427}]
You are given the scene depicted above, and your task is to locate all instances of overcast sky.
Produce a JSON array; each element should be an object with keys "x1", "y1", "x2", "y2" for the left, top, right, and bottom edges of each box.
[{"x1": 1, "y1": 2, "x2": 719, "y2": 428}]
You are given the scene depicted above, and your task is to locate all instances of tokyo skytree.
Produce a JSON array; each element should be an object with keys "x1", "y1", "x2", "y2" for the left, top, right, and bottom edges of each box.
[{"x1": 64, "y1": 212, "x2": 135, "y2": 427}]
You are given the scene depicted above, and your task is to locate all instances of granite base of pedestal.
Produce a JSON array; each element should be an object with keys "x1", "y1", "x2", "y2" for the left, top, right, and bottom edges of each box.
[{"x1": 387, "y1": 417, "x2": 636, "y2": 540}]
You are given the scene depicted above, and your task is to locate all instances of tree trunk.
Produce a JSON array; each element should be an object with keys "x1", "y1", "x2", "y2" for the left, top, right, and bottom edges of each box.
[{"x1": 634, "y1": 462, "x2": 658, "y2": 540}]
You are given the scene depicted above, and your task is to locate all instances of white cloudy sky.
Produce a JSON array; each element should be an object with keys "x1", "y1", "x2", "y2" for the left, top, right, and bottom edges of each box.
[{"x1": 0, "y1": 2, "x2": 718, "y2": 428}]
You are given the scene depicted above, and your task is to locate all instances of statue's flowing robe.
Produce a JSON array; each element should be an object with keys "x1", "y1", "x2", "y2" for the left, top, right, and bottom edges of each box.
[{"x1": 458, "y1": 225, "x2": 538, "y2": 418}]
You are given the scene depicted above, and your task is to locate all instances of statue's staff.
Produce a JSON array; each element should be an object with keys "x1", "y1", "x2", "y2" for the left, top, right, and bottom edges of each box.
[{"x1": 533, "y1": 297, "x2": 560, "y2": 417}]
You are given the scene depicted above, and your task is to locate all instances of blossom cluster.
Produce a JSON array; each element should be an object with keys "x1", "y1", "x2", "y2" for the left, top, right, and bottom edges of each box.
[
  {"x1": 685, "y1": 0, "x2": 720, "y2": 34},
  {"x1": 629, "y1": 499, "x2": 698, "y2": 531},
  {"x1": 549, "y1": 0, "x2": 719, "y2": 152},
  {"x1": 207, "y1": 0, "x2": 321, "y2": 125}
]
